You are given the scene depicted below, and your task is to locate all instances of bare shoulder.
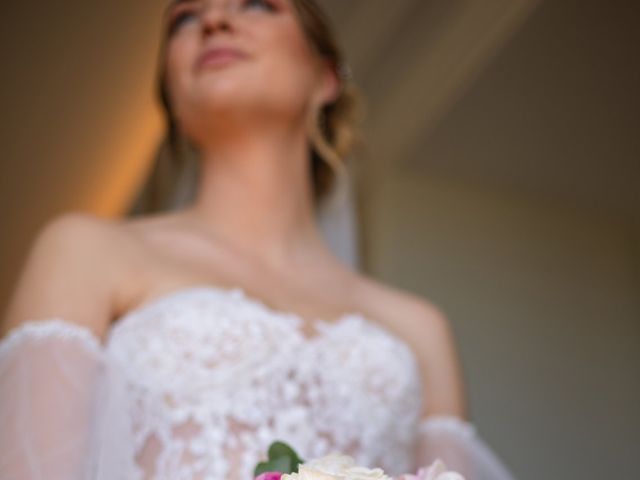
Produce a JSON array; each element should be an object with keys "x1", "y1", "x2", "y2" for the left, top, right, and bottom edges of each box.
[
  {"x1": 353, "y1": 274, "x2": 449, "y2": 330},
  {"x1": 351, "y1": 275, "x2": 455, "y2": 360},
  {"x1": 353, "y1": 274, "x2": 467, "y2": 418},
  {"x1": 1, "y1": 211, "x2": 133, "y2": 340}
]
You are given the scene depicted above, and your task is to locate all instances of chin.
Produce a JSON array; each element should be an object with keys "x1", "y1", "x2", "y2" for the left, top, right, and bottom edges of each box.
[{"x1": 192, "y1": 87, "x2": 303, "y2": 120}]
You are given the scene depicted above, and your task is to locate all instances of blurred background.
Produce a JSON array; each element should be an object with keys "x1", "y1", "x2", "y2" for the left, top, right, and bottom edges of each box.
[{"x1": 1, "y1": 0, "x2": 638, "y2": 478}]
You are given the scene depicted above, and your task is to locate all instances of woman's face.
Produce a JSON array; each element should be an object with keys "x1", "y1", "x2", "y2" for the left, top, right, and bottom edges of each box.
[{"x1": 163, "y1": 0, "x2": 338, "y2": 145}]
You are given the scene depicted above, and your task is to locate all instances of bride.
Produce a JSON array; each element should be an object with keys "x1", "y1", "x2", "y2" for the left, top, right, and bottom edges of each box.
[{"x1": 0, "y1": 1, "x2": 516, "y2": 479}]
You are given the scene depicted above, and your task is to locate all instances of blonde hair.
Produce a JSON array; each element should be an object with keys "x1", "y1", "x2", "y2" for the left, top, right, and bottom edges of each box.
[{"x1": 131, "y1": 0, "x2": 364, "y2": 214}]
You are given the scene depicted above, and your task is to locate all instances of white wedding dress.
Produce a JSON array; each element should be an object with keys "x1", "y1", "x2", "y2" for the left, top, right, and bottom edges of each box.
[{"x1": 0, "y1": 284, "x2": 516, "y2": 480}]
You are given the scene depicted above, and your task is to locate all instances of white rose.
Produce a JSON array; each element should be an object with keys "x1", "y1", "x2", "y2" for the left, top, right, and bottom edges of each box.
[{"x1": 281, "y1": 453, "x2": 392, "y2": 480}]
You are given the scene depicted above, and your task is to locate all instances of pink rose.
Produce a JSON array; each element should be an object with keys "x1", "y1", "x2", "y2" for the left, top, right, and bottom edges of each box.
[
  {"x1": 393, "y1": 460, "x2": 464, "y2": 480},
  {"x1": 255, "y1": 472, "x2": 284, "y2": 480}
]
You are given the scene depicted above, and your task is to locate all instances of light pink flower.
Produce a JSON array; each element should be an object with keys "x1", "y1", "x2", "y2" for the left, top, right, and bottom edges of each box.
[{"x1": 393, "y1": 460, "x2": 465, "y2": 480}]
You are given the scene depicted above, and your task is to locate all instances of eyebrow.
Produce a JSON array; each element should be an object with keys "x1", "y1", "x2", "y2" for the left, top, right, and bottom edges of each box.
[{"x1": 163, "y1": 0, "x2": 198, "y2": 19}]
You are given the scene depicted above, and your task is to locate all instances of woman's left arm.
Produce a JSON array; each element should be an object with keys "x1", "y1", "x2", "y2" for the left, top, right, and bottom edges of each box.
[{"x1": 409, "y1": 301, "x2": 517, "y2": 480}]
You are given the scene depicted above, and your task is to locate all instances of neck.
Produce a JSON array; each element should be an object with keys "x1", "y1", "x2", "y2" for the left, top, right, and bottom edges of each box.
[{"x1": 181, "y1": 123, "x2": 331, "y2": 272}]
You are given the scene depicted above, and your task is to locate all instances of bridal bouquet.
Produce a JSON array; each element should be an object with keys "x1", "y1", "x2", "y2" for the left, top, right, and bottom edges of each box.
[{"x1": 253, "y1": 441, "x2": 464, "y2": 480}]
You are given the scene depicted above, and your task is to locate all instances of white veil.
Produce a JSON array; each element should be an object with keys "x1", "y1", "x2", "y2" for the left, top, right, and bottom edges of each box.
[{"x1": 315, "y1": 166, "x2": 361, "y2": 269}]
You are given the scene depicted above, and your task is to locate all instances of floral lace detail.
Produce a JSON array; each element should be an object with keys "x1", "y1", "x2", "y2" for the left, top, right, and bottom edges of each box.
[
  {"x1": 105, "y1": 285, "x2": 425, "y2": 480},
  {"x1": 0, "y1": 318, "x2": 102, "y2": 359}
]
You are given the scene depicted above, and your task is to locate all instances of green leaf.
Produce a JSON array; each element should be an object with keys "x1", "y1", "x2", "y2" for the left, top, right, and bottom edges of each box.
[
  {"x1": 253, "y1": 441, "x2": 305, "y2": 476},
  {"x1": 292, "y1": 456, "x2": 304, "y2": 473},
  {"x1": 254, "y1": 456, "x2": 292, "y2": 476},
  {"x1": 268, "y1": 442, "x2": 298, "y2": 462},
  {"x1": 254, "y1": 461, "x2": 270, "y2": 476}
]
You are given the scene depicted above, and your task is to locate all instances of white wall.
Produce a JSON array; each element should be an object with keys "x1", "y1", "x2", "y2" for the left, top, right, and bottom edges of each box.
[{"x1": 367, "y1": 169, "x2": 640, "y2": 480}]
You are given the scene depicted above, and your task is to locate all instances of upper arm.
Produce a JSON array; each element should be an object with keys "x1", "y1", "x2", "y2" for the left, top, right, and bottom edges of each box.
[
  {"x1": 407, "y1": 299, "x2": 468, "y2": 420},
  {"x1": 1, "y1": 212, "x2": 121, "y2": 340}
]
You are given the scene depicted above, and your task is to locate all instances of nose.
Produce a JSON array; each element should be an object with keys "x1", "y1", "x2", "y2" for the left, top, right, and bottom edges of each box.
[{"x1": 200, "y1": 0, "x2": 234, "y2": 37}]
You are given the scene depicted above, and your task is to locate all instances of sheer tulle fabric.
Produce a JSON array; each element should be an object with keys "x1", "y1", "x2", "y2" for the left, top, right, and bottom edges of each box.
[
  {"x1": 415, "y1": 416, "x2": 516, "y2": 480},
  {"x1": 0, "y1": 320, "x2": 135, "y2": 480}
]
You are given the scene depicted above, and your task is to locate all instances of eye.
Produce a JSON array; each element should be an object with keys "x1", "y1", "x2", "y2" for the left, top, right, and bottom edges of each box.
[
  {"x1": 167, "y1": 8, "x2": 198, "y2": 35},
  {"x1": 242, "y1": 0, "x2": 277, "y2": 12}
]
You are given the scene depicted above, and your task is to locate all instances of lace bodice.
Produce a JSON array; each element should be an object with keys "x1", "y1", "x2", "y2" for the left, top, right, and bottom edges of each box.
[{"x1": 1, "y1": 285, "x2": 425, "y2": 480}]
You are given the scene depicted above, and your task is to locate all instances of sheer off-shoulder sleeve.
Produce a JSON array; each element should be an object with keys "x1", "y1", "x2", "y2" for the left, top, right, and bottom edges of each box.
[
  {"x1": 0, "y1": 319, "x2": 135, "y2": 480},
  {"x1": 415, "y1": 415, "x2": 516, "y2": 480}
]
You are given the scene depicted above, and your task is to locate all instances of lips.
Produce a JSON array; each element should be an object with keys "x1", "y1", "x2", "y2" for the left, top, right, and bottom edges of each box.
[{"x1": 195, "y1": 46, "x2": 249, "y2": 70}]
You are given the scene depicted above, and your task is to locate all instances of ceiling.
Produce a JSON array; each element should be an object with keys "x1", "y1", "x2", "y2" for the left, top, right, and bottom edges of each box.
[{"x1": 319, "y1": 0, "x2": 640, "y2": 224}]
